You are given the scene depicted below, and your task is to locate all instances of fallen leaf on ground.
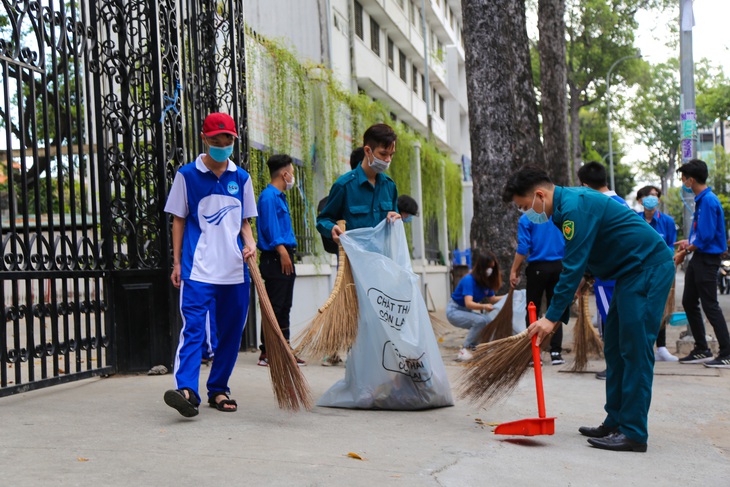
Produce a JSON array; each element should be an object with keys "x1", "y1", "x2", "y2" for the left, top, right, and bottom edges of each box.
[
  {"x1": 77, "y1": 457, "x2": 89, "y2": 462},
  {"x1": 475, "y1": 418, "x2": 484, "y2": 425},
  {"x1": 346, "y1": 452, "x2": 366, "y2": 460},
  {"x1": 487, "y1": 422, "x2": 500, "y2": 426}
]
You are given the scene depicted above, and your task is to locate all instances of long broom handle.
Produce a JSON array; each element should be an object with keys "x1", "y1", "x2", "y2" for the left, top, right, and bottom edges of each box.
[{"x1": 528, "y1": 302, "x2": 547, "y2": 419}]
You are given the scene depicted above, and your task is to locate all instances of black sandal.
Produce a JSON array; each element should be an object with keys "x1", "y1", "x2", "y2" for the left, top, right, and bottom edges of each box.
[
  {"x1": 164, "y1": 388, "x2": 200, "y2": 417},
  {"x1": 208, "y1": 392, "x2": 238, "y2": 412}
]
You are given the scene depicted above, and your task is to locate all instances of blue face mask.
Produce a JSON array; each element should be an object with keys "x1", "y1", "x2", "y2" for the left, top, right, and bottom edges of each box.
[
  {"x1": 642, "y1": 195, "x2": 659, "y2": 210},
  {"x1": 209, "y1": 144, "x2": 234, "y2": 163},
  {"x1": 682, "y1": 182, "x2": 694, "y2": 194},
  {"x1": 403, "y1": 215, "x2": 414, "y2": 223},
  {"x1": 521, "y1": 193, "x2": 549, "y2": 224}
]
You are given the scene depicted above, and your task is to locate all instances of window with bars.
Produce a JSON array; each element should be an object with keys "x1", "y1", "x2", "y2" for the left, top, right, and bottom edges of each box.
[
  {"x1": 355, "y1": 1, "x2": 363, "y2": 39},
  {"x1": 439, "y1": 94, "x2": 445, "y2": 119},
  {"x1": 370, "y1": 18, "x2": 380, "y2": 55},
  {"x1": 421, "y1": 74, "x2": 427, "y2": 101},
  {"x1": 412, "y1": 65, "x2": 418, "y2": 94}
]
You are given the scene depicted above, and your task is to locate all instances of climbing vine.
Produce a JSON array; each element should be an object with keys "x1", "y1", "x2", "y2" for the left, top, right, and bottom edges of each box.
[{"x1": 244, "y1": 28, "x2": 463, "y2": 255}]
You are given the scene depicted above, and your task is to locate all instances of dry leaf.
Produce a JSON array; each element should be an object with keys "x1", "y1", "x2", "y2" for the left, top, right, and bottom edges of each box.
[
  {"x1": 474, "y1": 418, "x2": 484, "y2": 425},
  {"x1": 346, "y1": 452, "x2": 366, "y2": 461},
  {"x1": 487, "y1": 422, "x2": 500, "y2": 426},
  {"x1": 77, "y1": 457, "x2": 89, "y2": 462},
  {"x1": 437, "y1": 337, "x2": 444, "y2": 343}
]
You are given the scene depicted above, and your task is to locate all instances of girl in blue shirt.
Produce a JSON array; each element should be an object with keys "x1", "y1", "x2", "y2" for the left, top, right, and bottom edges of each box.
[{"x1": 446, "y1": 250, "x2": 505, "y2": 361}]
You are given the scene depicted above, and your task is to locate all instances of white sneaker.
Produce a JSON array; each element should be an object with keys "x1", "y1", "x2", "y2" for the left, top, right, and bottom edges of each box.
[
  {"x1": 655, "y1": 347, "x2": 679, "y2": 362},
  {"x1": 455, "y1": 347, "x2": 473, "y2": 362}
]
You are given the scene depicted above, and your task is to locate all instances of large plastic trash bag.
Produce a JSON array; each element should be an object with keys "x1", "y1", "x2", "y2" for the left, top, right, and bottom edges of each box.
[{"x1": 317, "y1": 219, "x2": 454, "y2": 410}]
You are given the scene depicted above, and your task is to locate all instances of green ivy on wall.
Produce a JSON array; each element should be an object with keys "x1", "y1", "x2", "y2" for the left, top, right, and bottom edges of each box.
[{"x1": 245, "y1": 28, "x2": 463, "y2": 253}]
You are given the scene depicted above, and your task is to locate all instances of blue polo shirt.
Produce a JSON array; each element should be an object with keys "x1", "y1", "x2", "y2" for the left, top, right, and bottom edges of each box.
[
  {"x1": 690, "y1": 187, "x2": 727, "y2": 255},
  {"x1": 545, "y1": 186, "x2": 672, "y2": 323},
  {"x1": 451, "y1": 274, "x2": 495, "y2": 307},
  {"x1": 516, "y1": 214, "x2": 564, "y2": 262},
  {"x1": 164, "y1": 155, "x2": 258, "y2": 284},
  {"x1": 256, "y1": 184, "x2": 297, "y2": 252},
  {"x1": 638, "y1": 210, "x2": 676, "y2": 248},
  {"x1": 316, "y1": 164, "x2": 398, "y2": 235}
]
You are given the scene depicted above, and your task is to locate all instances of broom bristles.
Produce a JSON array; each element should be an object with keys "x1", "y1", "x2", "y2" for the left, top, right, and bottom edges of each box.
[
  {"x1": 660, "y1": 271, "x2": 677, "y2": 330},
  {"x1": 476, "y1": 288, "x2": 515, "y2": 343},
  {"x1": 569, "y1": 289, "x2": 603, "y2": 372},
  {"x1": 294, "y1": 228, "x2": 359, "y2": 360},
  {"x1": 428, "y1": 312, "x2": 452, "y2": 337},
  {"x1": 457, "y1": 330, "x2": 534, "y2": 405},
  {"x1": 247, "y1": 256, "x2": 313, "y2": 412}
]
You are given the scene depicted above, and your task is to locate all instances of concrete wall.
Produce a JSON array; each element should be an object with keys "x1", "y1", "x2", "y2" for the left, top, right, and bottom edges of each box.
[{"x1": 245, "y1": 0, "x2": 324, "y2": 64}]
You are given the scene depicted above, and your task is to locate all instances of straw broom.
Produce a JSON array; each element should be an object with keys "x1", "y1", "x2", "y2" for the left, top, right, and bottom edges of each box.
[
  {"x1": 476, "y1": 287, "x2": 515, "y2": 343},
  {"x1": 660, "y1": 267, "x2": 677, "y2": 330},
  {"x1": 458, "y1": 322, "x2": 558, "y2": 406},
  {"x1": 294, "y1": 221, "x2": 359, "y2": 360},
  {"x1": 428, "y1": 312, "x2": 452, "y2": 337},
  {"x1": 569, "y1": 287, "x2": 603, "y2": 372},
  {"x1": 246, "y1": 256, "x2": 313, "y2": 412}
]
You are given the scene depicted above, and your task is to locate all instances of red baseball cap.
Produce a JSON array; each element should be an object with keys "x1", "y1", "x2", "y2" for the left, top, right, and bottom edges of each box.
[{"x1": 202, "y1": 112, "x2": 238, "y2": 137}]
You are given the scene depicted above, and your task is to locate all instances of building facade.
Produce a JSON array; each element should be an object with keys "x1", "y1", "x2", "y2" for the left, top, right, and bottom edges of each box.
[{"x1": 245, "y1": 0, "x2": 473, "y2": 336}]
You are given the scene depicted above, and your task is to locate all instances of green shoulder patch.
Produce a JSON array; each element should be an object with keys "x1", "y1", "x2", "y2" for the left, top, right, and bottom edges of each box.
[{"x1": 562, "y1": 220, "x2": 575, "y2": 240}]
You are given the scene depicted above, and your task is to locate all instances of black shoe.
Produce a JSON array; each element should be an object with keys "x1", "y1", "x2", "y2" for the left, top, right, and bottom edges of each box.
[
  {"x1": 678, "y1": 349, "x2": 713, "y2": 364},
  {"x1": 703, "y1": 355, "x2": 730, "y2": 368},
  {"x1": 595, "y1": 369, "x2": 606, "y2": 380},
  {"x1": 578, "y1": 423, "x2": 618, "y2": 438},
  {"x1": 587, "y1": 432, "x2": 647, "y2": 452},
  {"x1": 550, "y1": 352, "x2": 565, "y2": 365}
]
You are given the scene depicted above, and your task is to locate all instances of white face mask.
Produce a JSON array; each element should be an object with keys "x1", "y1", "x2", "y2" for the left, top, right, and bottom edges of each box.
[
  {"x1": 284, "y1": 173, "x2": 295, "y2": 191},
  {"x1": 486, "y1": 267, "x2": 493, "y2": 277},
  {"x1": 367, "y1": 149, "x2": 390, "y2": 173}
]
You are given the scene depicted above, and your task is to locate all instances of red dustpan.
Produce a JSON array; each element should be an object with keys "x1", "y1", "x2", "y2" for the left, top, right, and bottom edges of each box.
[{"x1": 494, "y1": 302, "x2": 555, "y2": 436}]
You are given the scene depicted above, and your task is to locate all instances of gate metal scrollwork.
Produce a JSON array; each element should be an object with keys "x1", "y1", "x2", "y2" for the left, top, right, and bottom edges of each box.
[{"x1": 1, "y1": 0, "x2": 248, "y2": 396}]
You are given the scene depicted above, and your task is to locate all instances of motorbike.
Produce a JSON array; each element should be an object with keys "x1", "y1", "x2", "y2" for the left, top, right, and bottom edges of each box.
[{"x1": 718, "y1": 259, "x2": 730, "y2": 295}]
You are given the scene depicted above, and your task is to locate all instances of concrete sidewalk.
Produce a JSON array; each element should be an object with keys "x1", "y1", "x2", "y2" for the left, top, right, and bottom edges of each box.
[
  {"x1": 1, "y1": 340, "x2": 728, "y2": 486},
  {"x1": 3, "y1": 268, "x2": 730, "y2": 486}
]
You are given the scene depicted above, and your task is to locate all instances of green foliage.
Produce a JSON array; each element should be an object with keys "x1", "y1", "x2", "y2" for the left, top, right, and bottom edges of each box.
[
  {"x1": 578, "y1": 107, "x2": 634, "y2": 198},
  {"x1": 695, "y1": 59, "x2": 730, "y2": 126},
  {"x1": 662, "y1": 186, "x2": 686, "y2": 238},
  {"x1": 565, "y1": 0, "x2": 649, "y2": 104},
  {"x1": 706, "y1": 146, "x2": 730, "y2": 234},
  {"x1": 444, "y1": 159, "x2": 463, "y2": 246},
  {"x1": 628, "y1": 59, "x2": 679, "y2": 181},
  {"x1": 244, "y1": 29, "x2": 461, "y2": 254}
]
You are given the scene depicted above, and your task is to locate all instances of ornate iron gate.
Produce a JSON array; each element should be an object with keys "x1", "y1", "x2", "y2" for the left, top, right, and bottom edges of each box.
[{"x1": 1, "y1": 0, "x2": 247, "y2": 397}]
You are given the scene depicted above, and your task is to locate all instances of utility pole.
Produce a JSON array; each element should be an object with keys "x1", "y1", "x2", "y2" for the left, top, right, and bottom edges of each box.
[
  {"x1": 679, "y1": 0, "x2": 697, "y2": 346},
  {"x1": 680, "y1": 0, "x2": 696, "y2": 238}
]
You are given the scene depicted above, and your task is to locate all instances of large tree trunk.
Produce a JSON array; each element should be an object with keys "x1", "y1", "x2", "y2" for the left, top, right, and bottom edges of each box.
[
  {"x1": 462, "y1": 0, "x2": 543, "y2": 277},
  {"x1": 568, "y1": 82, "x2": 583, "y2": 185},
  {"x1": 538, "y1": 0, "x2": 570, "y2": 186},
  {"x1": 506, "y1": 0, "x2": 545, "y2": 169}
]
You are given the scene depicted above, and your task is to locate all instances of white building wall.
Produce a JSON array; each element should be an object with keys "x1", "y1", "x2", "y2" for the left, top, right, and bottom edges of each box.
[
  {"x1": 244, "y1": 0, "x2": 472, "y2": 316},
  {"x1": 245, "y1": 0, "x2": 324, "y2": 64}
]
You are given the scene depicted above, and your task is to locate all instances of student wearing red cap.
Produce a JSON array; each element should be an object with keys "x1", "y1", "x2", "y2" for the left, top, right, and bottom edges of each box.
[{"x1": 163, "y1": 112, "x2": 258, "y2": 417}]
